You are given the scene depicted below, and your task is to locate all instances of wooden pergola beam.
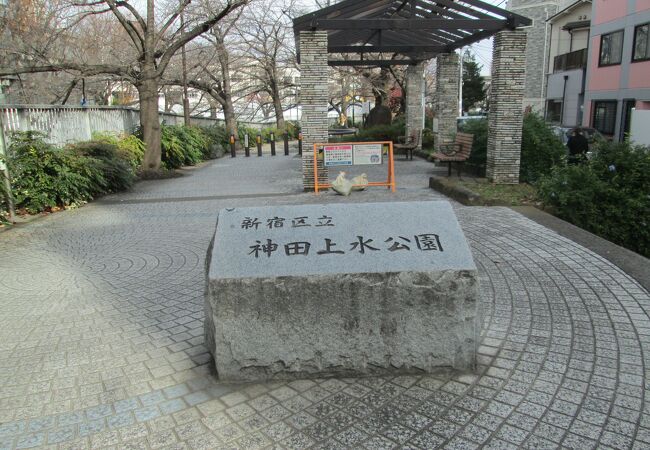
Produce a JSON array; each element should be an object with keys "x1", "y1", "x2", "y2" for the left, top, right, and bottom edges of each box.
[
  {"x1": 328, "y1": 59, "x2": 420, "y2": 67},
  {"x1": 328, "y1": 44, "x2": 446, "y2": 53},
  {"x1": 304, "y1": 18, "x2": 506, "y2": 31}
]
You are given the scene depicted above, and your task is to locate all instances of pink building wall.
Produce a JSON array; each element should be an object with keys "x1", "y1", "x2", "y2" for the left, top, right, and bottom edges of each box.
[
  {"x1": 637, "y1": 0, "x2": 650, "y2": 12},
  {"x1": 592, "y1": 0, "x2": 628, "y2": 25},
  {"x1": 629, "y1": 61, "x2": 650, "y2": 89},
  {"x1": 588, "y1": 37, "x2": 622, "y2": 91}
]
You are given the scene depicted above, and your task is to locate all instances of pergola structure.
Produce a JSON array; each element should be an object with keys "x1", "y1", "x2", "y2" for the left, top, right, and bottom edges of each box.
[{"x1": 293, "y1": 0, "x2": 532, "y2": 189}]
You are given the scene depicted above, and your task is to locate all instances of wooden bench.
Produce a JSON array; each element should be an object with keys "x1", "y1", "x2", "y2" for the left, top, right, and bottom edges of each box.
[
  {"x1": 394, "y1": 129, "x2": 421, "y2": 160},
  {"x1": 431, "y1": 132, "x2": 474, "y2": 176}
]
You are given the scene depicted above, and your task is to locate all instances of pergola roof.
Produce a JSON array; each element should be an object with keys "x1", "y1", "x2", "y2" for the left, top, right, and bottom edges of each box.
[{"x1": 293, "y1": 0, "x2": 531, "y2": 66}]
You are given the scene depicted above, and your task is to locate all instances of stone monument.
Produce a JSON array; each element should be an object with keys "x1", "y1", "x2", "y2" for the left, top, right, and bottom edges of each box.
[{"x1": 205, "y1": 201, "x2": 480, "y2": 381}]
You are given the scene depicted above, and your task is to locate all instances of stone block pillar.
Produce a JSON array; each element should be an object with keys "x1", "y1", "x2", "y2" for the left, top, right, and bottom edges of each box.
[
  {"x1": 405, "y1": 62, "x2": 426, "y2": 148},
  {"x1": 434, "y1": 53, "x2": 459, "y2": 148},
  {"x1": 487, "y1": 30, "x2": 527, "y2": 184},
  {"x1": 299, "y1": 31, "x2": 329, "y2": 191}
]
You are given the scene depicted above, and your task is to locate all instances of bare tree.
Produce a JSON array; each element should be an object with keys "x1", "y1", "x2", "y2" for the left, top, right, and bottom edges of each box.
[
  {"x1": 0, "y1": 0, "x2": 248, "y2": 172},
  {"x1": 236, "y1": 0, "x2": 296, "y2": 130}
]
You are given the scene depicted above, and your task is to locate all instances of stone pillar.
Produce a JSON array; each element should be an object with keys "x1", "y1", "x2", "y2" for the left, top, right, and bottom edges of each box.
[
  {"x1": 299, "y1": 31, "x2": 329, "y2": 191},
  {"x1": 405, "y1": 62, "x2": 426, "y2": 148},
  {"x1": 434, "y1": 53, "x2": 459, "y2": 148},
  {"x1": 487, "y1": 30, "x2": 527, "y2": 184}
]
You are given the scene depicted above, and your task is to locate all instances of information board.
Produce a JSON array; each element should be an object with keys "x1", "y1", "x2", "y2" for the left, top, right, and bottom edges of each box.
[
  {"x1": 323, "y1": 145, "x2": 353, "y2": 167},
  {"x1": 353, "y1": 144, "x2": 382, "y2": 165},
  {"x1": 313, "y1": 141, "x2": 395, "y2": 193}
]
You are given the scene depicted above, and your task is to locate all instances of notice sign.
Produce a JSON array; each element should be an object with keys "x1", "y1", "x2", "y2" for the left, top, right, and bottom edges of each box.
[
  {"x1": 323, "y1": 145, "x2": 353, "y2": 167},
  {"x1": 353, "y1": 144, "x2": 382, "y2": 165}
]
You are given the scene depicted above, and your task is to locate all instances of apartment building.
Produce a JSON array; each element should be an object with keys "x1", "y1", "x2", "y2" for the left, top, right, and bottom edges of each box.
[{"x1": 583, "y1": 0, "x2": 650, "y2": 140}]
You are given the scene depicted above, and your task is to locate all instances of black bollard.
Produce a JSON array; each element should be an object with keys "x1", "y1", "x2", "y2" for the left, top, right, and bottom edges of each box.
[
  {"x1": 283, "y1": 131, "x2": 289, "y2": 156},
  {"x1": 298, "y1": 132, "x2": 303, "y2": 155},
  {"x1": 230, "y1": 134, "x2": 236, "y2": 157},
  {"x1": 244, "y1": 134, "x2": 250, "y2": 157},
  {"x1": 257, "y1": 134, "x2": 262, "y2": 157},
  {"x1": 270, "y1": 132, "x2": 276, "y2": 156}
]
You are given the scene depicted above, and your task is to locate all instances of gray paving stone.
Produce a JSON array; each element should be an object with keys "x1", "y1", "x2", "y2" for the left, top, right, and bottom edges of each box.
[{"x1": 1, "y1": 156, "x2": 650, "y2": 449}]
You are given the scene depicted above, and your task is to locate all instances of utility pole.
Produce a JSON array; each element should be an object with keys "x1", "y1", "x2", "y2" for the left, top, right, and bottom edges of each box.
[{"x1": 180, "y1": 9, "x2": 190, "y2": 126}]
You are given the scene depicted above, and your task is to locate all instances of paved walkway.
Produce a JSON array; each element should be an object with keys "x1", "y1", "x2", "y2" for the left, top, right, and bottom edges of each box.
[{"x1": 0, "y1": 155, "x2": 649, "y2": 450}]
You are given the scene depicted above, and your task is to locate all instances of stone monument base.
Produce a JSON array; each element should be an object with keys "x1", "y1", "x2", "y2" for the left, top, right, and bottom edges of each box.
[{"x1": 205, "y1": 201, "x2": 480, "y2": 381}]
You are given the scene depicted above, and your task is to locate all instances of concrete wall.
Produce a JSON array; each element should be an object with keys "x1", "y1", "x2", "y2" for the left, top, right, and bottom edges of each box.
[
  {"x1": 630, "y1": 109, "x2": 650, "y2": 146},
  {"x1": 0, "y1": 105, "x2": 243, "y2": 147}
]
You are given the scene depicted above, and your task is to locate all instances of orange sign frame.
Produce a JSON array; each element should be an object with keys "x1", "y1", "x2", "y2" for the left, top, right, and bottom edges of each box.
[{"x1": 313, "y1": 141, "x2": 396, "y2": 193}]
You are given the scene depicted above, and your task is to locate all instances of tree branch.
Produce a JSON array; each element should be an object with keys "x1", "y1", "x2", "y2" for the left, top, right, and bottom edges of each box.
[{"x1": 157, "y1": 0, "x2": 248, "y2": 75}]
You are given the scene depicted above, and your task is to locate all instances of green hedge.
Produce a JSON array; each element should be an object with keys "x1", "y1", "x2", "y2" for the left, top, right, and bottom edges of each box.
[{"x1": 537, "y1": 141, "x2": 650, "y2": 257}]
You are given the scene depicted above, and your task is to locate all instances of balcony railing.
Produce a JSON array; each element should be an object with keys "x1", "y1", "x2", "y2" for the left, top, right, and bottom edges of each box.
[{"x1": 553, "y1": 48, "x2": 588, "y2": 72}]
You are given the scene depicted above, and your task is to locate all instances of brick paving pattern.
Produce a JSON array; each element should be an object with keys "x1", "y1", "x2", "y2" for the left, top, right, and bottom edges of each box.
[{"x1": 1, "y1": 156, "x2": 649, "y2": 449}]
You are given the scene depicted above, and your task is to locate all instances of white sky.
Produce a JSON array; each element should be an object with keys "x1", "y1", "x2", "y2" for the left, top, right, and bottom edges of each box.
[{"x1": 298, "y1": 0, "x2": 511, "y2": 76}]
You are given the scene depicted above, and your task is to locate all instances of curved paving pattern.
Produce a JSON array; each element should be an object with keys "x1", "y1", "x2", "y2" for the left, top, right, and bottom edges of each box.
[{"x1": 0, "y1": 157, "x2": 649, "y2": 450}]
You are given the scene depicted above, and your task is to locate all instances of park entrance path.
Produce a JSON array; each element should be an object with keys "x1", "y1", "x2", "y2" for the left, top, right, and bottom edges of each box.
[{"x1": 1, "y1": 155, "x2": 649, "y2": 450}]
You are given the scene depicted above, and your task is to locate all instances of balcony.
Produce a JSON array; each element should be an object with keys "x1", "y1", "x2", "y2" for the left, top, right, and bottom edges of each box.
[{"x1": 553, "y1": 48, "x2": 588, "y2": 73}]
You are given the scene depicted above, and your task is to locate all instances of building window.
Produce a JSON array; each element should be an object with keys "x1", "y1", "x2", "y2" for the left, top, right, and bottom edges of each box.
[
  {"x1": 599, "y1": 30, "x2": 624, "y2": 66},
  {"x1": 592, "y1": 101, "x2": 617, "y2": 136},
  {"x1": 633, "y1": 23, "x2": 650, "y2": 62},
  {"x1": 546, "y1": 100, "x2": 562, "y2": 123}
]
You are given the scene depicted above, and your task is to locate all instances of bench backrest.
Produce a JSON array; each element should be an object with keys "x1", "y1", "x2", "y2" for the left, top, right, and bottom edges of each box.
[
  {"x1": 455, "y1": 132, "x2": 474, "y2": 157},
  {"x1": 405, "y1": 128, "x2": 422, "y2": 147}
]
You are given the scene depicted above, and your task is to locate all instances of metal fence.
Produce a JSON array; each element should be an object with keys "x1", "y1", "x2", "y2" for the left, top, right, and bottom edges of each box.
[{"x1": 0, "y1": 105, "x2": 266, "y2": 146}]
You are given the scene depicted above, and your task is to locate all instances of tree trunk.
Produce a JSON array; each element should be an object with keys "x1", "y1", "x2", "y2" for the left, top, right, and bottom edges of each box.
[
  {"x1": 272, "y1": 90, "x2": 285, "y2": 130},
  {"x1": 215, "y1": 36, "x2": 239, "y2": 144},
  {"x1": 138, "y1": 78, "x2": 162, "y2": 171},
  {"x1": 223, "y1": 100, "x2": 238, "y2": 143}
]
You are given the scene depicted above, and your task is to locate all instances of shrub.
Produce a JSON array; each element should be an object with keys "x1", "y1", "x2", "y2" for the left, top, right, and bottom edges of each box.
[
  {"x1": 69, "y1": 140, "x2": 136, "y2": 192},
  {"x1": 92, "y1": 132, "x2": 146, "y2": 170},
  {"x1": 236, "y1": 124, "x2": 257, "y2": 147},
  {"x1": 136, "y1": 124, "x2": 211, "y2": 169},
  {"x1": 200, "y1": 125, "x2": 228, "y2": 156},
  {"x1": 160, "y1": 125, "x2": 186, "y2": 169},
  {"x1": 5, "y1": 131, "x2": 106, "y2": 213},
  {"x1": 173, "y1": 125, "x2": 209, "y2": 162},
  {"x1": 536, "y1": 141, "x2": 650, "y2": 257},
  {"x1": 520, "y1": 113, "x2": 566, "y2": 183}
]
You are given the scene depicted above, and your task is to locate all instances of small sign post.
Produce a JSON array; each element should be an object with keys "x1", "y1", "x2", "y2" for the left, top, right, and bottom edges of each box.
[{"x1": 313, "y1": 141, "x2": 395, "y2": 194}]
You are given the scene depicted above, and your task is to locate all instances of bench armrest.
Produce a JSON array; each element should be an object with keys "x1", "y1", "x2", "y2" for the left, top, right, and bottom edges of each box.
[{"x1": 439, "y1": 143, "x2": 460, "y2": 156}]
